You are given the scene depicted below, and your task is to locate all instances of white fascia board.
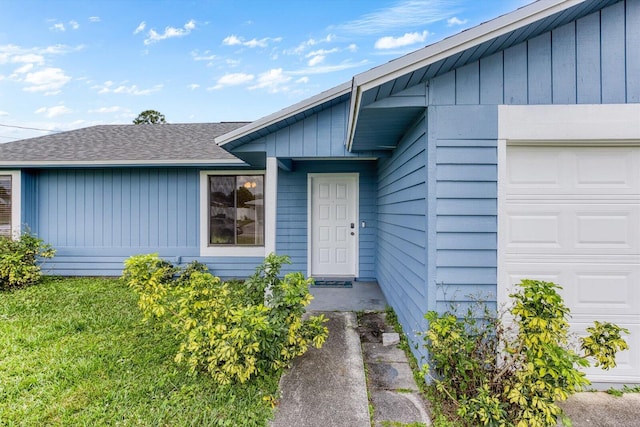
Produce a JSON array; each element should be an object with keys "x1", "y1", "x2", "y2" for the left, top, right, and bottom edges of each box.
[
  {"x1": 346, "y1": 0, "x2": 585, "y2": 150},
  {"x1": 0, "y1": 158, "x2": 245, "y2": 167},
  {"x1": 215, "y1": 81, "x2": 352, "y2": 146}
]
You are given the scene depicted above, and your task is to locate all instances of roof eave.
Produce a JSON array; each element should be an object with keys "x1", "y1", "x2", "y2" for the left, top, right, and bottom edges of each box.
[
  {"x1": 215, "y1": 81, "x2": 353, "y2": 146},
  {"x1": 0, "y1": 158, "x2": 246, "y2": 168},
  {"x1": 346, "y1": 0, "x2": 586, "y2": 151}
]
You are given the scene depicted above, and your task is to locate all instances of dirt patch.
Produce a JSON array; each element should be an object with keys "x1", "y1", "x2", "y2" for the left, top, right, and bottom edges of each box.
[{"x1": 357, "y1": 312, "x2": 394, "y2": 343}]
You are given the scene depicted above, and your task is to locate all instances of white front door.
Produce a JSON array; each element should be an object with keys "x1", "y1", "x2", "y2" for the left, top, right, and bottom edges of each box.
[{"x1": 309, "y1": 173, "x2": 358, "y2": 278}]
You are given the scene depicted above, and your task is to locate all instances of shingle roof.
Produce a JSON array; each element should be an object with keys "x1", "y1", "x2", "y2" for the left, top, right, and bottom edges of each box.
[{"x1": 0, "y1": 122, "x2": 248, "y2": 167}]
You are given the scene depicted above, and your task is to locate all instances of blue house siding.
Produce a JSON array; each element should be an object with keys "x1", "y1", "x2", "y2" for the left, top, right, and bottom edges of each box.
[
  {"x1": 428, "y1": 1, "x2": 638, "y2": 106},
  {"x1": 30, "y1": 168, "x2": 264, "y2": 277},
  {"x1": 233, "y1": 100, "x2": 382, "y2": 159},
  {"x1": 428, "y1": 106, "x2": 498, "y2": 315},
  {"x1": 276, "y1": 160, "x2": 377, "y2": 279},
  {"x1": 370, "y1": 3, "x2": 640, "y2": 365},
  {"x1": 21, "y1": 170, "x2": 38, "y2": 233},
  {"x1": 376, "y1": 115, "x2": 428, "y2": 350}
]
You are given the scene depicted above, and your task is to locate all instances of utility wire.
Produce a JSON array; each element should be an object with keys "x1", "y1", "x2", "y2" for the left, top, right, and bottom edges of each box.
[{"x1": 0, "y1": 123, "x2": 64, "y2": 133}]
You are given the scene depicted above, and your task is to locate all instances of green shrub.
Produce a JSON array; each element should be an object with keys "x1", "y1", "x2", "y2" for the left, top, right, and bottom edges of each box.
[
  {"x1": 423, "y1": 279, "x2": 629, "y2": 427},
  {"x1": 122, "y1": 253, "x2": 328, "y2": 384},
  {"x1": 0, "y1": 231, "x2": 55, "y2": 290}
]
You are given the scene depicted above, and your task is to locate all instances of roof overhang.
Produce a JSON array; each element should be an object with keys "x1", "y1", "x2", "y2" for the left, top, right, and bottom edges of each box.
[
  {"x1": 345, "y1": 0, "x2": 592, "y2": 151},
  {"x1": 0, "y1": 158, "x2": 246, "y2": 168}
]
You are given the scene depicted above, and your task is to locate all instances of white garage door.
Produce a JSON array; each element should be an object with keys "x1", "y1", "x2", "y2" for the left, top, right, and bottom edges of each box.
[{"x1": 501, "y1": 145, "x2": 640, "y2": 384}]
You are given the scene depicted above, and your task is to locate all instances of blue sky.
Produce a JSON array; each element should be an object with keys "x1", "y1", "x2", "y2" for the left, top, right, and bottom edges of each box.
[{"x1": 0, "y1": 0, "x2": 533, "y2": 142}]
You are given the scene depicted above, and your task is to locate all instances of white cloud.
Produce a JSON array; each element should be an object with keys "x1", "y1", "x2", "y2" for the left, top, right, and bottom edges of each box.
[
  {"x1": 188, "y1": 83, "x2": 200, "y2": 90},
  {"x1": 296, "y1": 77, "x2": 309, "y2": 84},
  {"x1": 191, "y1": 50, "x2": 216, "y2": 61},
  {"x1": 223, "y1": 35, "x2": 282, "y2": 48},
  {"x1": 143, "y1": 19, "x2": 196, "y2": 45},
  {"x1": 11, "y1": 53, "x2": 45, "y2": 64},
  {"x1": 288, "y1": 34, "x2": 335, "y2": 55},
  {"x1": 50, "y1": 23, "x2": 65, "y2": 32},
  {"x1": 347, "y1": 44, "x2": 358, "y2": 52},
  {"x1": 89, "y1": 16, "x2": 101, "y2": 23},
  {"x1": 69, "y1": 20, "x2": 79, "y2": 30},
  {"x1": 333, "y1": 0, "x2": 460, "y2": 35},
  {"x1": 374, "y1": 30, "x2": 429, "y2": 49},
  {"x1": 289, "y1": 59, "x2": 369, "y2": 75},
  {"x1": 248, "y1": 68, "x2": 291, "y2": 93},
  {"x1": 307, "y1": 48, "x2": 339, "y2": 57},
  {"x1": 226, "y1": 58, "x2": 241, "y2": 67},
  {"x1": 12, "y1": 63, "x2": 34, "y2": 74},
  {"x1": 307, "y1": 55, "x2": 325, "y2": 67},
  {"x1": 447, "y1": 16, "x2": 468, "y2": 26},
  {"x1": 211, "y1": 73, "x2": 254, "y2": 90},
  {"x1": 23, "y1": 67, "x2": 71, "y2": 94},
  {"x1": 88, "y1": 106, "x2": 129, "y2": 114},
  {"x1": 223, "y1": 35, "x2": 242, "y2": 46},
  {"x1": 35, "y1": 105, "x2": 72, "y2": 118},
  {"x1": 0, "y1": 111, "x2": 8, "y2": 116},
  {"x1": 133, "y1": 21, "x2": 146, "y2": 34},
  {"x1": 92, "y1": 80, "x2": 163, "y2": 95}
]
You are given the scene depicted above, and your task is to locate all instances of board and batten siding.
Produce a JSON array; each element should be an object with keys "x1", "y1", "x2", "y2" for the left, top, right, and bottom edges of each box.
[
  {"x1": 34, "y1": 168, "x2": 262, "y2": 277},
  {"x1": 428, "y1": 0, "x2": 639, "y2": 106},
  {"x1": 276, "y1": 160, "x2": 377, "y2": 279},
  {"x1": 232, "y1": 100, "x2": 381, "y2": 159},
  {"x1": 376, "y1": 115, "x2": 428, "y2": 349}
]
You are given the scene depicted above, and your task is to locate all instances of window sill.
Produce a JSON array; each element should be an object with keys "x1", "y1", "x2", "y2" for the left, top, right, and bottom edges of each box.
[{"x1": 199, "y1": 245, "x2": 266, "y2": 258}]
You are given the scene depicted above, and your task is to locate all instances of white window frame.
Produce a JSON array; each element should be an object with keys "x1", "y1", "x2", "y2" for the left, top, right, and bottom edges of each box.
[
  {"x1": 199, "y1": 159, "x2": 277, "y2": 257},
  {"x1": 496, "y1": 104, "x2": 640, "y2": 308},
  {"x1": 0, "y1": 171, "x2": 21, "y2": 238}
]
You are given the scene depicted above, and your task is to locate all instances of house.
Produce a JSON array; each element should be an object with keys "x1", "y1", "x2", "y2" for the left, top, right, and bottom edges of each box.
[{"x1": 1, "y1": 0, "x2": 638, "y2": 384}]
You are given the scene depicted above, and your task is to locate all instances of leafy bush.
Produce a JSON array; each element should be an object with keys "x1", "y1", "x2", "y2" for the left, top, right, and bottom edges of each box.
[
  {"x1": 423, "y1": 279, "x2": 629, "y2": 427},
  {"x1": 0, "y1": 231, "x2": 55, "y2": 290},
  {"x1": 122, "y1": 253, "x2": 328, "y2": 384}
]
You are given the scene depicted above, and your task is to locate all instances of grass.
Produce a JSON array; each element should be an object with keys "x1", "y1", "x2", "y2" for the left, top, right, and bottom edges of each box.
[{"x1": 0, "y1": 277, "x2": 279, "y2": 426}]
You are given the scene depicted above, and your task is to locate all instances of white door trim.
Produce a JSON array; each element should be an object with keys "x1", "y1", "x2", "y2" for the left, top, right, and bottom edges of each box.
[{"x1": 307, "y1": 173, "x2": 359, "y2": 278}]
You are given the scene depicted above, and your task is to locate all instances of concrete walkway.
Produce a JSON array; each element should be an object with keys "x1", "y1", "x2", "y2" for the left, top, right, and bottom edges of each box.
[{"x1": 271, "y1": 311, "x2": 370, "y2": 427}]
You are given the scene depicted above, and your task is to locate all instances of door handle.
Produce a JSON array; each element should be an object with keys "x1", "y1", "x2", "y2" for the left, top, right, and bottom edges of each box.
[{"x1": 350, "y1": 223, "x2": 355, "y2": 229}]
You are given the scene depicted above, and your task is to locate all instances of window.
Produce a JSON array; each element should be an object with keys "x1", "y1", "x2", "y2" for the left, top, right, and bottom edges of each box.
[
  {"x1": 0, "y1": 175, "x2": 11, "y2": 238},
  {"x1": 208, "y1": 175, "x2": 264, "y2": 246}
]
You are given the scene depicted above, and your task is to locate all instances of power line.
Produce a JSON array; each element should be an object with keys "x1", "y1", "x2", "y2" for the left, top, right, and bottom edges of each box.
[{"x1": 0, "y1": 123, "x2": 64, "y2": 133}]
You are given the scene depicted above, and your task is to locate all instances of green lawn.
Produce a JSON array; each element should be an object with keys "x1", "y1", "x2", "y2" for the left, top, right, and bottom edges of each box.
[{"x1": 0, "y1": 277, "x2": 279, "y2": 426}]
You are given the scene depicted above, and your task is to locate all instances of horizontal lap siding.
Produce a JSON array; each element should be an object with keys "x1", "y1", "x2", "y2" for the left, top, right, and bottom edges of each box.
[
  {"x1": 428, "y1": 106, "x2": 498, "y2": 318},
  {"x1": 276, "y1": 160, "x2": 377, "y2": 279},
  {"x1": 377, "y1": 116, "x2": 428, "y2": 350}
]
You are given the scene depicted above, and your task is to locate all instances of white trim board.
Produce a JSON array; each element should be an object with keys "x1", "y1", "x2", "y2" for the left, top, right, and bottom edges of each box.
[{"x1": 1, "y1": 171, "x2": 21, "y2": 237}]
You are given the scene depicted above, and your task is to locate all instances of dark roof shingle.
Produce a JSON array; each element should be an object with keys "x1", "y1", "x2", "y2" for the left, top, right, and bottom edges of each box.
[{"x1": 0, "y1": 122, "x2": 248, "y2": 166}]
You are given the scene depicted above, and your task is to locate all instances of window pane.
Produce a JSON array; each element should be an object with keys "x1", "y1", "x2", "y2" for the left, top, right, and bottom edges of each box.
[
  {"x1": 208, "y1": 175, "x2": 265, "y2": 247},
  {"x1": 209, "y1": 176, "x2": 235, "y2": 245},
  {"x1": 0, "y1": 175, "x2": 11, "y2": 238},
  {"x1": 236, "y1": 176, "x2": 264, "y2": 245}
]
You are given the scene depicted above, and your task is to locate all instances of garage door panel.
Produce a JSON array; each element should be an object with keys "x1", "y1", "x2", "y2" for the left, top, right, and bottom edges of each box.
[
  {"x1": 502, "y1": 145, "x2": 640, "y2": 384},
  {"x1": 505, "y1": 204, "x2": 639, "y2": 254},
  {"x1": 507, "y1": 146, "x2": 640, "y2": 196}
]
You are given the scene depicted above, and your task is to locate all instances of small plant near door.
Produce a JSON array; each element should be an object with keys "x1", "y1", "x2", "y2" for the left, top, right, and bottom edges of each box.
[
  {"x1": 122, "y1": 253, "x2": 328, "y2": 385},
  {"x1": 423, "y1": 279, "x2": 629, "y2": 427}
]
